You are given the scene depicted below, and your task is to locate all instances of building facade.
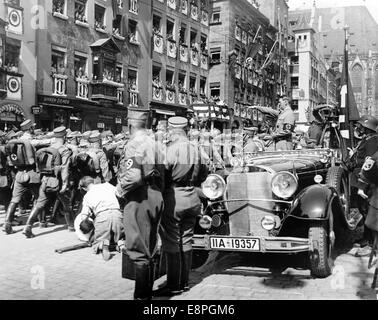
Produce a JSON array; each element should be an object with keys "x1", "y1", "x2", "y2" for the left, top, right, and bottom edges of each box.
[
  {"x1": 289, "y1": 5, "x2": 378, "y2": 118},
  {"x1": 0, "y1": 0, "x2": 38, "y2": 131},
  {"x1": 287, "y1": 8, "x2": 338, "y2": 125},
  {"x1": 150, "y1": 0, "x2": 211, "y2": 128},
  {"x1": 33, "y1": 0, "x2": 153, "y2": 133},
  {"x1": 208, "y1": 0, "x2": 285, "y2": 129}
]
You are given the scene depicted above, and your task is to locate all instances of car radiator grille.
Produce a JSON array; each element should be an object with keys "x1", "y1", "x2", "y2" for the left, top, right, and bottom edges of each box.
[{"x1": 225, "y1": 172, "x2": 275, "y2": 237}]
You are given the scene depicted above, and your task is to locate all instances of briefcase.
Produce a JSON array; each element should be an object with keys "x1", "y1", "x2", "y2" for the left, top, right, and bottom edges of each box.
[{"x1": 121, "y1": 248, "x2": 166, "y2": 281}]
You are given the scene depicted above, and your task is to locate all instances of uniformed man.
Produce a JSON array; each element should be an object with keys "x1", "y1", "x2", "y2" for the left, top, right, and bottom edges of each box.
[
  {"x1": 355, "y1": 153, "x2": 378, "y2": 257},
  {"x1": 154, "y1": 117, "x2": 208, "y2": 297},
  {"x1": 2, "y1": 134, "x2": 41, "y2": 234},
  {"x1": 87, "y1": 132, "x2": 112, "y2": 183},
  {"x1": 22, "y1": 126, "x2": 74, "y2": 237},
  {"x1": 0, "y1": 130, "x2": 11, "y2": 211},
  {"x1": 116, "y1": 108, "x2": 165, "y2": 301},
  {"x1": 347, "y1": 115, "x2": 378, "y2": 254},
  {"x1": 272, "y1": 96, "x2": 296, "y2": 151},
  {"x1": 19, "y1": 119, "x2": 35, "y2": 140}
]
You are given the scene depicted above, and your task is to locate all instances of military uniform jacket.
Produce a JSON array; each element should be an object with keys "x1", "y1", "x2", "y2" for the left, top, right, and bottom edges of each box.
[
  {"x1": 275, "y1": 107, "x2": 296, "y2": 139},
  {"x1": 353, "y1": 133, "x2": 378, "y2": 169}
]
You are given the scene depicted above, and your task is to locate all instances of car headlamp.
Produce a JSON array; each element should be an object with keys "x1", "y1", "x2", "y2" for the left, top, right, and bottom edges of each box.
[
  {"x1": 271, "y1": 171, "x2": 298, "y2": 199},
  {"x1": 202, "y1": 174, "x2": 226, "y2": 200}
]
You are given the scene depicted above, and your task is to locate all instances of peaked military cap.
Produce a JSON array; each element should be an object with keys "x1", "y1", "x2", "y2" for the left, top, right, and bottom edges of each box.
[
  {"x1": 128, "y1": 107, "x2": 148, "y2": 124},
  {"x1": 88, "y1": 132, "x2": 101, "y2": 143},
  {"x1": 168, "y1": 117, "x2": 188, "y2": 129},
  {"x1": 5, "y1": 130, "x2": 16, "y2": 140},
  {"x1": 20, "y1": 119, "x2": 34, "y2": 131},
  {"x1": 53, "y1": 126, "x2": 67, "y2": 138},
  {"x1": 82, "y1": 131, "x2": 91, "y2": 140}
]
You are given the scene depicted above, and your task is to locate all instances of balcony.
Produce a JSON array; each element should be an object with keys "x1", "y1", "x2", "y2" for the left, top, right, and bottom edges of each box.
[
  {"x1": 181, "y1": 0, "x2": 188, "y2": 15},
  {"x1": 178, "y1": 92, "x2": 187, "y2": 105},
  {"x1": 52, "y1": 73, "x2": 67, "y2": 96},
  {"x1": 153, "y1": 34, "x2": 164, "y2": 54},
  {"x1": 76, "y1": 78, "x2": 89, "y2": 99},
  {"x1": 129, "y1": 0, "x2": 138, "y2": 14},
  {"x1": 129, "y1": 89, "x2": 138, "y2": 106},
  {"x1": 167, "y1": 0, "x2": 176, "y2": 10},
  {"x1": 191, "y1": 4, "x2": 198, "y2": 20},
  {"x1": 179, "y1": 44, "x2": 188, "y2": 62},
  {"x1": 201, "y1": 10, "x2": 209, "y2": 26},
  {"x1": 200, "y1": 53, "x2": 208, "y2": 70},
  {"x1": 91, "y1": 79, "x2": 125, "y2": 102},
  {"x1": 167, "y1": 39, "x2": 177, "y2": 59},
  {"x1": 166, "y1": 88, "x2": 176, "y2": 104},
  {"x1": 190, "y1": 48, "x2": 199, "y2": 67},
  {"x1": 117, "y1": 88, "x2": 124, "y2": 104},
  {"x1": 152, "y1": 85, "x2": 163, "y2": 101}
]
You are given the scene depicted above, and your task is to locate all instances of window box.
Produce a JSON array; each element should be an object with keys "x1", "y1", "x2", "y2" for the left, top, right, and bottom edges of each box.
[
  {"x1": 113, "y1": 33, "x2": 125, "y2": 41},
  {"x1": 190, "y1": 49, "x2": 199, "y2": 66},
  {"x1": 75, "y1": 20, "x2": 89, "y2": 28},
  {"x1": 200, "y1": 54, "x2": 208, "y2": 70},
  {"x1": 52, "y1": 73, "x2": 68, "y2": 96},
  {"x1": 53, "y1": 12, "x2": 68, "y2": 20},
  {"x1": 179, "y1": 44, "x2": 188, "y2": 62},
  {"x1": 152, "y1": 86, "x2": 163, "y2": 101},
  {"x1": 95, "y1": 27, "x2": 107, "y2": 34},
  {"x1": 129, "y1": 89, "x2": 138, "y2": 106},
  {"x1": 76, "y1": 77, "x2": 89, "y2": 99},
  {"x1": 179, "y1": 92, "x2": 187, "y2": 105}
]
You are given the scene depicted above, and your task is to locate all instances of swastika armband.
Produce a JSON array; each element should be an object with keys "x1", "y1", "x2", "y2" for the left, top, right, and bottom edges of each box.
[
  {"x1": 283, "y1": 124, "x2": 294, "y2": 132},
  {"x1": 125, "y1": 157, "x2": 142, "y2": 171}
]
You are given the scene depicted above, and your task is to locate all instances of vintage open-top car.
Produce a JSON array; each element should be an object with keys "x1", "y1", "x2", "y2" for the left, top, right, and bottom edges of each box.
[{"x1": 193, "y1": 105, "x2": 357, "y2": 278}]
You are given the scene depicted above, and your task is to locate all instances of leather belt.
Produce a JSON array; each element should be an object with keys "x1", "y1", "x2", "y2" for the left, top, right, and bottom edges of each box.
[{"x1": 171, "y1": 182, "x2": 195, "y2": 188}]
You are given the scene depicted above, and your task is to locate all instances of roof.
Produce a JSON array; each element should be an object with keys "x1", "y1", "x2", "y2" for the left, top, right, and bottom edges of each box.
[{"x1": 90, "y1": 37, "x2": 121, "y2": 53}]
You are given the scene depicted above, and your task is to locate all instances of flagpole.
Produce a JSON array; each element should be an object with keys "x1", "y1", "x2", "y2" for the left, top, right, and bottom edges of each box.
[{"x1": 344, "y1": 25, "x2": 354, "y2": 147}]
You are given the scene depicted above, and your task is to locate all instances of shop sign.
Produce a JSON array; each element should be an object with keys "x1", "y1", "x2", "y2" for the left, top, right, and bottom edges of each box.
[
  {"x1": 115, "y1": 117, "x2": 122, "y2": 124},
  {"x1": 97, "y1": 122, "x2": 105, "y2": 129},
  {"x1": 0, "y1": 111, "x2": 16, "y2": 122},
  {"x1": 98, "y1": 114, "x2": 114, "y2": 120},
  {"x1": 0, "y1": 103, "x2": 25, "y2": 116},
  {"x1": 38, "y1": 95, "x2": 72, "y2": 106},
  {"x1": 31, "y1": 105, "x2": 42, "y2": 115}
]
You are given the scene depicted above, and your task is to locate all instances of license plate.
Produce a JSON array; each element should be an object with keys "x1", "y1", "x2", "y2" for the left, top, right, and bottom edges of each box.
[{"x1": 209, "y1": 237, "x2": 260, "y2": 251}]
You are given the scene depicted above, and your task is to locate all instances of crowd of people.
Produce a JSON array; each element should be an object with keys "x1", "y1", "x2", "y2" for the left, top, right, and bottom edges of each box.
[{"x1": 1, "y1": 95, "x2": 378, "y2": 299}]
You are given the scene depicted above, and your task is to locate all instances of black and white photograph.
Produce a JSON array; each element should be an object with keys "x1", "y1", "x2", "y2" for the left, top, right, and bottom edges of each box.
[{"x1": 0, "y1": 0, "x2": 378, "y2": 307}]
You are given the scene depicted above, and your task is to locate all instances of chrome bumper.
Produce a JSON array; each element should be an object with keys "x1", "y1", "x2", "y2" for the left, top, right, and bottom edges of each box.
[{"x1": 192, "y1": 234, "x2": 311, "y2": 253}]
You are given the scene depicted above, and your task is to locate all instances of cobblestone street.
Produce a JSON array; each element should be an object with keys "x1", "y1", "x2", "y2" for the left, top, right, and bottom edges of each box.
[{"x1": 0, "y1": 213, "x2": 377, "y2": 301}]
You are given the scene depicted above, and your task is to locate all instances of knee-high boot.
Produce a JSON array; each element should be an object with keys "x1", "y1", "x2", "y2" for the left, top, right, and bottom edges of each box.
[
  {"x1": 153, "y1": 252, "x2": 183, "y2": 297},
  {"x1": 23, "y1": 206, "x2": 43, "y2": 238},
  {"x1": 134, "y1": 263, "x2": 153, "y2": 300},
  {"x1": 180, "y1": 250, "x2": 193, "y2": 292},
  {"x1": 3, "y1": 202, "x2": 18, "y2": 234}
]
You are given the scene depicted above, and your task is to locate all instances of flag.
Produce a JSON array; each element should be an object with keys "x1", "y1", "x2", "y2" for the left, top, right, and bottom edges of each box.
[
  {"x1": 339, "y1": 28, "x2": 359, "y2": 148},
  {"x1": 261, "y1": 40, "x2": 278, "y2": 70}
]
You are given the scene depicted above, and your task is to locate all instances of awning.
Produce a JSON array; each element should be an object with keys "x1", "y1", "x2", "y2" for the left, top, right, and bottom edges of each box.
[
  {"x1": 40, "y1": 103, "x2": 74, "y2": 110},
  {"x1": 155, "y1": 109, "x2": 176, "y2": 116}
]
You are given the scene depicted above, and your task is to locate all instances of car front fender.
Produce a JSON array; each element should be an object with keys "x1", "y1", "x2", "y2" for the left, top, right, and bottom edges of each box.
[{"x1": 289, "y1": 184, "x2": 338, "y2": 220}]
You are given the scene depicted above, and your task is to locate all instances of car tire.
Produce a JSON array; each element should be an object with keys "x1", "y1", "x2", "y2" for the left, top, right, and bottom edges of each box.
[
  {"x1": 269, "y1": 267, "x2": 287, "y2": 276},
  {"x1": 326, "y1": 166, "x2": 354, "y2": 230},
  {"x1": 308, "y1": 222, "x2": 334, "y2": 278}
]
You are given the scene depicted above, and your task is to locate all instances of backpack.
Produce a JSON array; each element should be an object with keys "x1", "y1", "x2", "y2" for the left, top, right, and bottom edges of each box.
[
  {"x1": 74, "y1": 151, "x2": 101, "y2": 178},
  {"x1": 5, "y1": 139, "x2": 36, "y2": 167},
  {"x1": 36, "y1": 147, "x2": 62, "y2": 175}
]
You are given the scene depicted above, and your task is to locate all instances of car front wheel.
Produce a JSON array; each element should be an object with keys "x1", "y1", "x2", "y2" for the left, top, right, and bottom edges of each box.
[{"x1": 308, "y1": 221, "x2": 334, "y2": 278}]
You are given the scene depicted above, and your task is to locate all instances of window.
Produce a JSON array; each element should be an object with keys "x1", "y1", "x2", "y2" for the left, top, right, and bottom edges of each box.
[
  {"x1": 95, "y1": 4, "x2": 106, "y2": 30},
  {"x1": 153, "y1": 65, "x2": 162, "y2": 87},
  {"x1": 53, "y1": 0, "x2": 66, "y2": 15},
  {"x1": 290, "y1": 77, "x2": 298, "y2": 88},
  {"x1": 351, "y1": 64, "x2": 363, "y2": 92},
  {"x1": 128, "y1": 19, "x2": 138, "y2": 44},
  {"x1": 178, "y1": 71, "x2": 186, "y2": 89},
  {"x1": 200, "y1": 77, "x2": 206, "y2": 96},
  {"x1": 103, "y1": 61, "x2": 115, "y2": 81},
  {"x1": 75, "y1": 0, "x2": 87, "y2": 23},
  {"x1": 210, "y1": 48, "x2": 221, "y2": 64},
  {"x1": 166, "y1": 69, "x2": 175, "y2": 90},
  {"x1": 4, "y1": 43, "x2": 20, "y2": 73},
  {"x1": 179, "y1": 24, "x2": 186, "y2": 45},
  {"x1": 291, "y1": 56, "x2": 298, "y2": 64},
  {"x1": 189, "y1": 76, "x2": 196, "y2": 94},
  {"x1": 167, "y1": 19, "x2": 175, "y2": 41},
  {"x1": 128, "y1": 69, "x2": 138, "y2": 90},
  {"x1": 190, "y1": 29, "x2": 198, "y2": 49},
  {"x1": 129, "y1": 0, "x2": 138, "y2": 14},
  {"x1": 113, "y1": 16, "x2": 125, "y2": 38},
  {"x1": 51, "y1": 48, "x2": 66, "y2": 75},
  {"x1": 210, "y1": 82, "x2": 219, "y2": 100},
  {"x1": 211, "y1": 9, "x2": 220, "y2": 23},
  {"x1": 200, "y1": 34, "x2": 207, "y2": 53},
  {"x1": 74, "y1": 54, "x2": 88, "y2": 78},
  {"x1": 116, "y1": 64, "x2": 123, "y2": 83},
  {"x1": 153, "y1": 15, "x2": 162, "y2": 35}
]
